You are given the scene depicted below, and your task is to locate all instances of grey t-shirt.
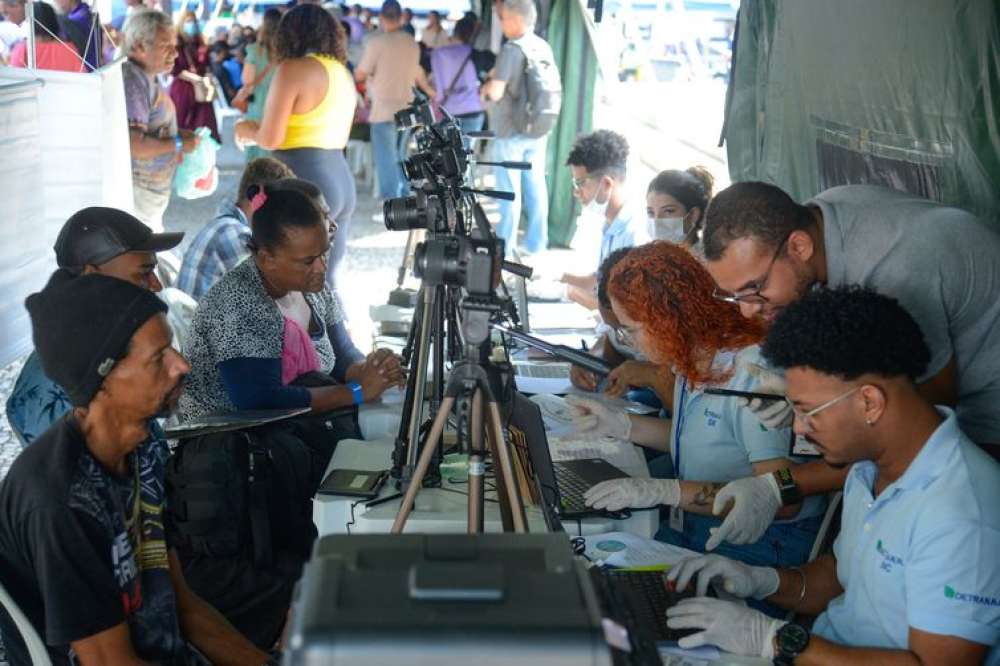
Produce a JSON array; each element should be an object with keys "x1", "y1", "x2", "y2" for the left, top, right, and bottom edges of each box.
[
  {"x1": 489, "y1": 33, "x2": 551, "y2": 138},
  {"x1": 811, "y1": 184, "x2": 1000, "y2": 442}
]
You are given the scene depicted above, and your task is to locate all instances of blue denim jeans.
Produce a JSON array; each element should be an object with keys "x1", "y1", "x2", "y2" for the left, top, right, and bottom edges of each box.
[
  {"x1": 492, "y1": 135, "x2": 549, "y2": 254},
  {"x1": 370, "y1": 121, "x2": 410, "y2": 200},
  {"x1": 656, "y1": 511, "x2": 823, "y2": 617},
  {"x1": 456, "y1": 111, "x2": 486, "y2": 140}
]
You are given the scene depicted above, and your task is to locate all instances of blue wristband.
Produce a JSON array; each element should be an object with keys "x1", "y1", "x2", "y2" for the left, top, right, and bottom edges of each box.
[
  {"x1": 174, "y1": 135, "x2": 183, "y2": 153},
  {"x1": 347, "y1": 381, "x2": 363, "y2": 406}
]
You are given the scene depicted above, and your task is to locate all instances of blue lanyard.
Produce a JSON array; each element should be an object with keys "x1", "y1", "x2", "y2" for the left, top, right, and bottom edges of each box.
[{"x1": 673, "y1": 378, "x2": 688, "y2": 479}]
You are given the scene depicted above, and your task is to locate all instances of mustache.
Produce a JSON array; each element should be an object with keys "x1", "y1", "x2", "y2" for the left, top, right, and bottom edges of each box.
[{"x1": 155, "y1": 376, "x2": 186, "y2": 419}]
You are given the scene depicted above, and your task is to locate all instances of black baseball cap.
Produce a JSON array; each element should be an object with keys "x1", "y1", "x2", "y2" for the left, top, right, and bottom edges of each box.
[{"x1": 54, "y1": 207, "x2": 184, "y2": 270}]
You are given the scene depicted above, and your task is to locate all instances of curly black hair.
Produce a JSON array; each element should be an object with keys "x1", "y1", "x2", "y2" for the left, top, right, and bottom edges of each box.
[
  {"x1": 596, "y1": 246, "x2": 633, "y2": 310},
  {"x1": 566, "y1": 129, "x2": 629, "y2": 179},
  {"x1": 762, "y1": 285, "x2": 930, "y2": 381},
  {"x1": 702, "y1": 181, "x2": 814, "y2": 261},
  {"x1": 274, "y1": 4, "x2": 348, "y2": 64}
]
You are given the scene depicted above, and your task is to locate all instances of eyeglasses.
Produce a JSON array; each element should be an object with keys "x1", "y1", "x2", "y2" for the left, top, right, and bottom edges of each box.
[
  {"x1": 571, "y1": 175, "x2": 594, "y2": 192},
  {"x1": 790, "y1": 386, "x2": 860, "y2": 433},
  {"x1": 611, "y1": 325, "x2": 640, "y2": 349},
  {"x1": 712, "y1": 235, "x2": 789, "y2": 305}
]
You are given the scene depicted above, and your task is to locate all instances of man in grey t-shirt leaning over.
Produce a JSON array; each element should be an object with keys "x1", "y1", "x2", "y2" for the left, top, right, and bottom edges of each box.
[
  {"x1": 482, "y1": 0, "x2": 556, "y2": 255},
  {"x1": 688, "y1": 181, "x2": 1000, "y2": 553}
]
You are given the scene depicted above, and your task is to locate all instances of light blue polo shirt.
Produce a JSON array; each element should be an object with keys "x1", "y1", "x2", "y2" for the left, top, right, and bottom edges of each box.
[
  {"x1": 598, "y1": 199, "x2": 649, "y2": 268},
  {"x1": 814, "y1": 408, "x2": 1000, "y2": 650},
  {"x1": 668, "y1": 347, "x2": 824, "y2": 521}
]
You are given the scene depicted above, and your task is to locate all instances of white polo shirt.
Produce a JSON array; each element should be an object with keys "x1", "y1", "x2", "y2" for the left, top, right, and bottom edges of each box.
[{"x1": 813, "y1": 408, "x2": 1000, "y2": 650}]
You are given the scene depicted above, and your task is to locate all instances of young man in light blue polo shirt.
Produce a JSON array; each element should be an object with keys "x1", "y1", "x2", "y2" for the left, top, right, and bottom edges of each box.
[
  {"x1": 663, "y1": 286, "x2": 1000, "y2": 664},
  {"x1": 556, "y1": 130, "x2": 649, "y2": 309}
]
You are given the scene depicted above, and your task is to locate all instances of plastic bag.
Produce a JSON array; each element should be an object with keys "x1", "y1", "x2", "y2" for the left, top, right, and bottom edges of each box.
[{"x1": 174, "y1": 127, "x2": 220, "y2": 200}]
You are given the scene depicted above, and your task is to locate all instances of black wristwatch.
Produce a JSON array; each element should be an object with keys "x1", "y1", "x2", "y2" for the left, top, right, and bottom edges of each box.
[
  {"x1": 773, "y1": 468, "x2": 803, "y2": 506},
  {"x1": 773, "y1": 622, "x2": 810, "y2": 665}
]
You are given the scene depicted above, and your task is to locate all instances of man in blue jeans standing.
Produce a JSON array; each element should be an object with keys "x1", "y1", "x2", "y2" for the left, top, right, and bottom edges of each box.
[
  {"x1": 356, "y1": 0, "x2": 433, "y2": 201},
  {"x1": 482, "y1": 0, "x2": 556, "y2": 255}
]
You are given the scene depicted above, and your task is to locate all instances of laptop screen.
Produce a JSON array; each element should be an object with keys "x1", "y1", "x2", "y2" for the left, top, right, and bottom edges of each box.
[{"x1": 508, "y1": 392, "x2": 564, "y2": 534}]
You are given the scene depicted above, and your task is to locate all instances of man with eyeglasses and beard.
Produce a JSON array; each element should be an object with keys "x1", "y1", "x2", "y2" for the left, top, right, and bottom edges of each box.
[
  {"x1": 0, "y1": 273, "x2": 270, "y2": 665},
  {"x1": 692, "y1": 182, "x2": 1000, "y2": 552},
  {"x1": 663, "y1": 286, "x2": 1000, "y2": 666}
]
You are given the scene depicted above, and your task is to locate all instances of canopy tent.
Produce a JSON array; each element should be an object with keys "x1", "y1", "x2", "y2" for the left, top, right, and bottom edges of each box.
[
  {"x1": 0, "y1": 61, "x2": 134, "y2": 367},
  {"x1": 723, "y1": 0, "x2": 1000, "y2": 223}
]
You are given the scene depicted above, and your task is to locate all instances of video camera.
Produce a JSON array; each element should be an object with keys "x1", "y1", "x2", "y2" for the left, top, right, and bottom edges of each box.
[{"x1": 382, "y1": 90, "x2": 529, "y2": 296}]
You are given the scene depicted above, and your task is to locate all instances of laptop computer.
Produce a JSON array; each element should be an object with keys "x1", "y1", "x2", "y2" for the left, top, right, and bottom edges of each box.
[
  {"x1": 509, "y1": 391, "x2": 630, "y2": 520},
  {"x1": 163, "y1": 407, "x2": 311, "y2": 440}
]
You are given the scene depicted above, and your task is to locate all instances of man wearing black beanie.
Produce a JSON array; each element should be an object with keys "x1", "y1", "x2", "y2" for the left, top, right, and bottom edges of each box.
[{"x1": 0, "y1": 273, "x2": 269, "y2": 666}]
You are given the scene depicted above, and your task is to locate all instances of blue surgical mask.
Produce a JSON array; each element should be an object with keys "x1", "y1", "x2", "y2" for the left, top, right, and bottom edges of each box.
[{"x1": 182, "y1": 22, "x2": 198, "y2": 37}]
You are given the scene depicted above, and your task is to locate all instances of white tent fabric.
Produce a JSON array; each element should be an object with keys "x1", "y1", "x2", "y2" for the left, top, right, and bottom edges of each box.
[{"x1": 0, "y1": 61, "x2": 134, "y2": 367}]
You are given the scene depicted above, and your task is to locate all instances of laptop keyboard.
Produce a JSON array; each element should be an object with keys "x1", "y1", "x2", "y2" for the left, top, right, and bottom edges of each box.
[
  {"x1": 553, "y1": 464, "x2": 592, "y2": 513},
  {"x1": 603, "y1": 570, "x2": 703, "y2": 644}
]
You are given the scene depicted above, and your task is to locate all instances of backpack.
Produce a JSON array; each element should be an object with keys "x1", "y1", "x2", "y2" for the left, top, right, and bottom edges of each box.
[
  {"x1": 510, "y1": 36, "x2": 563, "y2": 139},
  {"x1": 165, "y1": 404, "x2": 361, "y2": 567}
]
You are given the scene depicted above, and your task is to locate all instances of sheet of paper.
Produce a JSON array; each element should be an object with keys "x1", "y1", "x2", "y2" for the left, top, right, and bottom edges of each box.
[
  {"x1": 583, "y1": 531, "x2": 701, "y2": 569},
  {"x1": 529, "y1": 393, "x2": 578, "y2": 437},
  {"x1": 514, "y1": 374, "x2": 574, "y2": 395},
  {"x1": 660, "y1": 645, "x2": 721, "y2": 664},
  {"x1": 549, "y1": 437, "x2": 648, "y2": 478}
]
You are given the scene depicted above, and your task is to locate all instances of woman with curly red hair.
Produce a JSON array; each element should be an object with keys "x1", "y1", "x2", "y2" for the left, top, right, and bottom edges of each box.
[{"x1": 567, "y1": 241, "x2": 824, "y2": 575}]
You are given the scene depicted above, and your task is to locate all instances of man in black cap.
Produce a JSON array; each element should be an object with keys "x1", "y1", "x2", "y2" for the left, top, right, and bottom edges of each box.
[
  {"x1": 0, "y1": 272, "x2": 270, "y2": 666},
  {"x1": 5, "y1": 206, "x2": 184, "y2": 446}
]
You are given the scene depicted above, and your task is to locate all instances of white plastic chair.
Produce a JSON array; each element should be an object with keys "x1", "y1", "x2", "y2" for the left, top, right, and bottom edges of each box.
[{"x1": 0, "y1": 579, "x2": 52, "y2": 666}]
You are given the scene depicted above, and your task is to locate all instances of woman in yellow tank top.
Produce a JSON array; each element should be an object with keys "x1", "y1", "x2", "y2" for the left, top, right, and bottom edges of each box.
[{"x1": 235, "y1": 4, "x2": 357, "y2": 295}]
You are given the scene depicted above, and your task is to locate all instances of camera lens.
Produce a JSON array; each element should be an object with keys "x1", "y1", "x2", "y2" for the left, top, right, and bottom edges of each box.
[
  {"x1": 414, "y1": 238, "x2": 463, "y2": 287},
  {"x1": 383, "y1": 196, "x2": 422, "y2": 231}
]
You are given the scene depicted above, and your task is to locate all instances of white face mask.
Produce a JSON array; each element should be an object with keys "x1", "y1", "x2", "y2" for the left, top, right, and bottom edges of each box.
[
  {"x1": 648, "y1": 216, "x2": 688, "y2": 243},
  {"x1": 582, "y1": 182, "x2": 611, "y2": 220}
]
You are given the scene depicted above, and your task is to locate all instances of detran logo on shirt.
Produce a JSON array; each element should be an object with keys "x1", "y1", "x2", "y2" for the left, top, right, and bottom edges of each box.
[
  {"x1": 945, "y1": 585, "x2": 1000, "y2": 608},
  {"x1": 876, "y1": 539, "x2": 903, "y2": 573}
]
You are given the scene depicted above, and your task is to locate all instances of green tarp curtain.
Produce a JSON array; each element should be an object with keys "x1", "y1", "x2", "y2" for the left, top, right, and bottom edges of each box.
[
  {"x1": 544, "y1": 0, "x2": 598, "y2": 247},
  {"x1": 725, "y1": 0, "x2": 1000, "y2": 224}
]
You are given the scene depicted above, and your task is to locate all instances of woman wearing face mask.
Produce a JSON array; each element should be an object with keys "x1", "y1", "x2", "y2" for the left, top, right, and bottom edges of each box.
[
  {"x1": 566, "y1": 242, "x2": 824, "y2": 581},
  {"x1": 646, "y1": 166, "x2": 714, "y2": 246},
  {"x1": 169, "y1": 10, "x2": 220, "y2": 143}
]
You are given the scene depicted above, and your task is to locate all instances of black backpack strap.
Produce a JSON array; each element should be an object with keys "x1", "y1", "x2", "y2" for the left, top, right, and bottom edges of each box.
[
  {"x1": 440, "y1": 50, "x2": 475, "y2": 108},
  {"x1": 246, "y1": 431, "x2": 274, "y2": 570}
]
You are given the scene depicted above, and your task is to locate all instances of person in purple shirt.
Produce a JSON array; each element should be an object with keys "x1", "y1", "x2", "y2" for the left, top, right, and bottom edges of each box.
[
  {"x1": 54, "y1": 0, "x2": 99, "y2": 70},
  {"x1": 428, "y1": 15, "x2": 487, "y2": 137}
]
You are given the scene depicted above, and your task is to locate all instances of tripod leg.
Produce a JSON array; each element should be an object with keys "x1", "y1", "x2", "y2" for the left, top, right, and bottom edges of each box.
[
  {"x1": 468, "y1": 389, "x2": 485, "y2": 534},
  {"x1": 391, "y1": 396, "x2": 455, "y2": 534},
  {"x1": 485, "y1": 400, "x2": 527, "y2": 533}
]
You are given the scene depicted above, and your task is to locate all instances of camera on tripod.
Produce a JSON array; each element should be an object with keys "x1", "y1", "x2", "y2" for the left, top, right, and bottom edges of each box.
[{"x1": 414, "y1": 235, "x2": 503, "y2": 297}]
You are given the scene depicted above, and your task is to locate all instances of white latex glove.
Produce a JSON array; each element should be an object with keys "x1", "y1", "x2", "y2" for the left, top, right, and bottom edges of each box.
[
  {"x1": 666, "y1": 554, "x2": 779, "y2": 599},
  {"x1": 584, "y1": 478, "x2": 680, "y2": 511},
  {"x1": 741, "y1": 362, "x2": 794, "y2": 430},
  {"x1": 705, "y1": 473, "x2": 782, "y2": 550},
  {"x1": 666, "y1": 597, "x2": 785, "y2": 658},
  {"x1": 563, "y1": 394, "x2": 632, "y2": 441}
]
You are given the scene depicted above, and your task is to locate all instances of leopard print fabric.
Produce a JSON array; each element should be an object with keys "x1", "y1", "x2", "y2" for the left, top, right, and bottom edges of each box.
[{"x1": 178, "y1": 257, "x2": 344, "y2": 420}]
